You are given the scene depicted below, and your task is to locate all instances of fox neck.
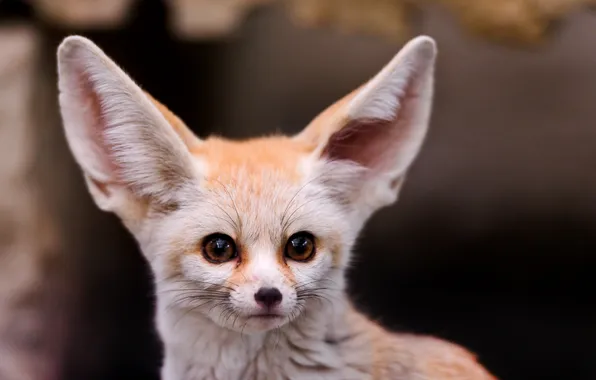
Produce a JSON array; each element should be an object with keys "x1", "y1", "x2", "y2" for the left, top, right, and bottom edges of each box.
[{"x1": 154, "y1": 278, "x2": 350, "y2": 380}]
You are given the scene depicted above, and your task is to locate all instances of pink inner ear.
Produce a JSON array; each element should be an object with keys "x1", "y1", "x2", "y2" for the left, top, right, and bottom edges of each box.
[
  {"x1": 322, "y1": 118, "x2": 395, "y2": 171},
  {"x1": 321, "y1": 75, "x2": 421, "y2": 176},
  {"x1": 71, "y1": 62, "x2": 122, "y2": 184},
  {"x1": 321, "y1": 112, "x2": 414, "y2": 176}
]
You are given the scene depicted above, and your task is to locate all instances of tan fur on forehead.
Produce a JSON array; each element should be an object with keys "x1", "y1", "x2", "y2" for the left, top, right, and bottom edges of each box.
[
  {"x1": 185, "y1": 86, "x2": 364, "y2": 189},
  {"x1": 191, "y1": 136, "x2": 317, "y2": 186}
]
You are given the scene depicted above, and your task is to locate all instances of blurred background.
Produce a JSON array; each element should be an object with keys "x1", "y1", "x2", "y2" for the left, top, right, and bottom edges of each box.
[{"x1": 1, "y1": 0, "x2": 596, "y2": 379}]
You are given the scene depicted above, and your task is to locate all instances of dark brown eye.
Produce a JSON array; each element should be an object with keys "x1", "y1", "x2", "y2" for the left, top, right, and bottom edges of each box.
[
  {"x1": 202, "y1": 234, "x2": 237, "y2": 263},
  {"x1": 285, "y1": 232, "x2": 315, "y2": 262}
]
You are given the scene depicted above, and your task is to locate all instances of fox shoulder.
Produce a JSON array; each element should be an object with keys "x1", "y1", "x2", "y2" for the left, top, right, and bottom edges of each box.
[
  {"x1": 373, "y1": 332, "x2": 497, "y2": 380},
  {"x1": 383, "y1": 334, "x2": 497, "y2": 380}
]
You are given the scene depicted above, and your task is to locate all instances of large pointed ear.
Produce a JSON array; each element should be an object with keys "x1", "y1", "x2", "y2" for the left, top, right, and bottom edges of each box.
[
  {"x1": 296, "y1": 36, "x2": 437, "y2": 213},
  {"x1": 57, "y1": 36, "x2": 202, "y2": 215}
]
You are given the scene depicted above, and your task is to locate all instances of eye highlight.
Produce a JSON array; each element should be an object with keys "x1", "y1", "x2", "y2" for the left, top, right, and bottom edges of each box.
[
  {"x1": 285, "y1": 232, "x2": 316, "y2": 262},
  {"x1": 202, "y1": 234, "x2": 237, "y2": 263}
]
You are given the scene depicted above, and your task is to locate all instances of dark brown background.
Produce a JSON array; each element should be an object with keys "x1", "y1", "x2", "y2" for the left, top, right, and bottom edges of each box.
[{"x1": 3, "y1": 0, "x2": 596, "y2": 379}]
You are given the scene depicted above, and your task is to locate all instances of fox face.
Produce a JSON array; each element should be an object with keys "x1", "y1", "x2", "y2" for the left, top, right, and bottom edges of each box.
[
  {"x1": 57, "y1": 36, "x2": 436, "y2": 334},
  {"x1": 165, "y1": 136, "x2": 357, "y2": 333}
]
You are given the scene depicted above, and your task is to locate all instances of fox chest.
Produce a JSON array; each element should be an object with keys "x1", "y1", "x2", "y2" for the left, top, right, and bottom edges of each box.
[{"x1": 162, "y1": 340, "x2": 371, "y2": 380}]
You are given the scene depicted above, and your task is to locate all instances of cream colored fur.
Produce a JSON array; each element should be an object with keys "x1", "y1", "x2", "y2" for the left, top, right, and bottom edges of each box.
[{"x1": 57, "y1": 35, "x2": 496, "y2": 380}]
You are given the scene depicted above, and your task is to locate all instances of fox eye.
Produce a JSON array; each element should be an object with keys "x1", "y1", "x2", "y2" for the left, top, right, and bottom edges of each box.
[
  {"x1": 285, "y1": 232, "x2": 316, "y2": 262},
  {"x1": 202, "y1": 234, "x2": 237, "y2": 263}
]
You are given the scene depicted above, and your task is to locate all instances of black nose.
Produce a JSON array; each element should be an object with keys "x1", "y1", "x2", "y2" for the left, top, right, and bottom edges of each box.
[{"x1": 254, "y1": 287, "x2": 282, "y2": 308}]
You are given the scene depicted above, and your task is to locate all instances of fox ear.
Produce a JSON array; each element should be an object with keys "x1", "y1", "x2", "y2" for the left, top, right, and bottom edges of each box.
[
  {"x1": 297, "y1": 36, "x2": 437, "y2": 212},
  {"x1": 57, "y1": 36, "x2": 201, "y2": 214}
]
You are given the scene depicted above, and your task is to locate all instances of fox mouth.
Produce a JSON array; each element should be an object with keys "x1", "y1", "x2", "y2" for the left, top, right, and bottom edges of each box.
[{"x1": 248, "y1": 313, "x2": 284, "y2": 320}]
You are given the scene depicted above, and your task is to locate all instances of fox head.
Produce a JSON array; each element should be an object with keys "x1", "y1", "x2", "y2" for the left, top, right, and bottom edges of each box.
[{"x1": 57, "y1": 36, "x2": 436, "y2": 333}]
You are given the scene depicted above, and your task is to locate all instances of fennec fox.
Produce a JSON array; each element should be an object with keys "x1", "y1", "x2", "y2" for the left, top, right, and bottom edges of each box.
[{"x1": 57, "y1": 35, "x2": 496, "y2": 380}]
